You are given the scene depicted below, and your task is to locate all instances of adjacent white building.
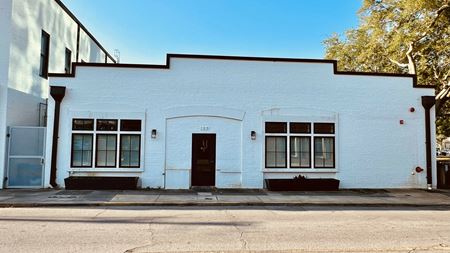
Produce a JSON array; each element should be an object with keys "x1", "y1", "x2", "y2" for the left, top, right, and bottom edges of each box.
[
  {"x1": 0, "y1": 0, "x2": 115, "y2": 188},
  {"x1": 46, "y1": 54, "x2": 437, "y2": 189}
]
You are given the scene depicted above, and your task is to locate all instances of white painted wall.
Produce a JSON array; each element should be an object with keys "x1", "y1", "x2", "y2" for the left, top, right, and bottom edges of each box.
[
  {"x1": 0, "y1": 0, "x2": 13, "y2": 189},
  {"x1": 1, "y1": 0, "x2": 114, "y2": 188},
  {"x1": 78, "y1": 29, "x2": 107, "y2": 63},
  {"x1": 47, "y1": 57, "x2": 436, "y2": 189}
]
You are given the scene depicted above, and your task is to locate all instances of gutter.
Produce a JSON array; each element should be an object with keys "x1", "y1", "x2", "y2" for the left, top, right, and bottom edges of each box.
[
  {"x1": 421, "y1": 96, "x2": 435, "y2": 190},
  {"x1": 49, "y1": 86, "x2": 66, "y2": 188}
]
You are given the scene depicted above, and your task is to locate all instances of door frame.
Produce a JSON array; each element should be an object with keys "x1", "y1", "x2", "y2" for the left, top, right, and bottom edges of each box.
[
  {"x1": 6, "y1": 126, "x2": 46, "y2": 188},
  {"x1": 191, "y1": 133, "x2": 216, "y2": 187}
]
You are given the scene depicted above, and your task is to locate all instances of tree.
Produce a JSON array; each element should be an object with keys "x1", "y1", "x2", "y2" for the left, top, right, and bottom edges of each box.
[{"x1": 323, "y1": 0, "x2": 450, "y2": 136}]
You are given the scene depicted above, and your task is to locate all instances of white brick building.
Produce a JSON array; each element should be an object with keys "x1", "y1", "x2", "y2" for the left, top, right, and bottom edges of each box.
[
  {"x1": 46, "y1": 54, "x2": 437, "y2": 189},
  {"x1": 0, "y1": 0, "x2": 115, "y2": 188}
]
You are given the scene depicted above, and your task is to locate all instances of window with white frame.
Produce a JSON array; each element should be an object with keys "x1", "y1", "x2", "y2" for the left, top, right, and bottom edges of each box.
[
  {"x1": 264, "y1": 122, "x2": 335, "y2": 169},
  {"x1": 71, "y1": 118, "x2": 142, "y2": 169}
]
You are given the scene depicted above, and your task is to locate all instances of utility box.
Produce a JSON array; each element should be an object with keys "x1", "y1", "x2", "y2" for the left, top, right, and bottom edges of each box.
[{"x1": 437, "y1": 158, "x2": 450, "y2": 189}]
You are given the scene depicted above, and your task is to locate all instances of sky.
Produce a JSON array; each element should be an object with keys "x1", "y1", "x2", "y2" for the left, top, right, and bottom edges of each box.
[{"x1": 62, "y1": 0, "x2": 362, "y2": 64}]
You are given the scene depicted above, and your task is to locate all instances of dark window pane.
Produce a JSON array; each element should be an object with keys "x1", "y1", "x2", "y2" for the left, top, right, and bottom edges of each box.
[
  {"x1": 72, "y1": 119, "x2": 94, "y2": 130},
  {"x1": 265, "y1": 122, "x2": 287, "y2": 133},
  {"x1": 71, "y1": 134, "x2": 92, "y2": 167},
  {"x1": 120, "y1": 134, "x2": 140, "y2": 167},
  {"x1": 65, "y1": 48, "x2": 72, "y2": 74},
  {"x1": 314, "y1": 123, "x2": 335, "y2": 134},
  {"x1": 96, "y1": 119, "x2": 118, "y2": 131},
  {"x1": 72, "y1": 151, "x2": 82, "y2": 167},
  {"x1": 290, "y1": 136, "x2": 311, "y2": 168},
  {"x1": 265, "y1": 136, "x2": 287, "y2": 168},
  {"x1": 121, "y1": 120, "x2": 141, "y2": 131},
  {"x1": 39, "y1": 30, "x2": 50, "y2": 78},
  {"x1": 290, "y1": 123, "x2": 311, "y2": 134},
  {"x1": 314, "y1": 137, "x2": 335, "y2": 168}
]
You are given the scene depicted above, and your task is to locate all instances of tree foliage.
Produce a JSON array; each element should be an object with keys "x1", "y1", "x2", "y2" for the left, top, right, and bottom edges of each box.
[{"x1": 323, "y1": 0, "x2": 450, "y2": 136}]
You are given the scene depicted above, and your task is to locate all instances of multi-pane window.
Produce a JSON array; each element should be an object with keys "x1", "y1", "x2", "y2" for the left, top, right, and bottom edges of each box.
[
  {"x1": 313, "y1": 123, "x2": 335, "y2": 168},
  {"x1": 39, "y1": 30, "x2": 50, "y2": 78},
  {"x1": 290, "y1": 136, "x2": 311, "y2": 168},
  {"x1": 71, "y1": 134, "x2": 93, "y2": 167},
  {"x1": 265, "y1": 122, "x2": 287, "y2": 168},
  {"x1": 65, "y1": 48, "x2": 72, "y2": 74},
  {"x1": 96, "y1": 134, "x2": 117, "y2": 167},
  {"x1": 265, "y1": 136, "x2": 287, "y2": 168},
  {"x1": 265, "y1": 122, "x2": 335, "y2": 169},
  {"x1": 71, "y1": 118, "x2": 142, "y2": 169},
  {"x1": 120, "y1": 135, "x2": 141, "y2": 168}
]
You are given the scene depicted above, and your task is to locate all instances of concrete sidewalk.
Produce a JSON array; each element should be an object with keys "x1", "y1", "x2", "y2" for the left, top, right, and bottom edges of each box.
[{"x1": 1, "y1": 188, "x2": 450, "y2": 207}]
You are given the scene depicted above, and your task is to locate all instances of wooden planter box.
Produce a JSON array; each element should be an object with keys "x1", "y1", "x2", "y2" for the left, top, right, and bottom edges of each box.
[
  {"x1": 64, "y1": 176, "x2": 139, "y2": 190},
  {"x1": 265, "y1": 178, "x2": 340, "y2": 191}
]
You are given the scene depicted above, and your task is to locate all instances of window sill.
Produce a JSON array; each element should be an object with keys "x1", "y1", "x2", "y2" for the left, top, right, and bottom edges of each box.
[
  {"x1": 69, "y1": 168, "x2": 144, "y2": 173},
  {"x1": 263, "y1": 168, "x2": 337, "y2": 173}
]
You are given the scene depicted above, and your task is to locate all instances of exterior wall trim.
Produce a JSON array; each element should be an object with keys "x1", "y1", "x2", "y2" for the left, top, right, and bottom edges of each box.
[
  {"x1": 48, "y1": 53, "x2": 434, "y2": 89},
  {"x1": 164, "y1": 106, "x2": 245, "y2": 121}
]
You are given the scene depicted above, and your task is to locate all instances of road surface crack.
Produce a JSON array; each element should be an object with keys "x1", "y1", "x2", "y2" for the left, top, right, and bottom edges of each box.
[
  {"x1": 225, "y1": 209, "x2": 249, "y2": 251},
  {"x1": 123, "y1": 218, "x2": 155, "y2": 253}
]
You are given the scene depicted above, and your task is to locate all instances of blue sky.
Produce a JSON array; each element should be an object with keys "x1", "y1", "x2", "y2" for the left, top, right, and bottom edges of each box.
[{"x1": 62, "y1": 0, "x2": 362, "y2": 64}]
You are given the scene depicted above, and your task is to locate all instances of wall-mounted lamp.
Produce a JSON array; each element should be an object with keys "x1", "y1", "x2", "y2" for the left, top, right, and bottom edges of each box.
[
  {"x1": 151, "y1": 129, "x2": 157, "y2": 139},
  {"x1": 251, "y1": 131, "x2": 256, "y2": 140}
]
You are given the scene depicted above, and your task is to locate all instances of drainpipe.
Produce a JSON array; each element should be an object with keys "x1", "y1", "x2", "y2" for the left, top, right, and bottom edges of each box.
[
  {"x1": 421, "y1": 96, "x2": 435, "y2": 190},
  {"x1": 49, "y1": 86, "x2": 66, "y2": 188}
]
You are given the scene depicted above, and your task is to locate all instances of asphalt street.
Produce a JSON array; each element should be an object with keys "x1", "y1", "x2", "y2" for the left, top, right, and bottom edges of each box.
[{"x1": 0, "y1": 206, "x2": 449, "y2": 253}]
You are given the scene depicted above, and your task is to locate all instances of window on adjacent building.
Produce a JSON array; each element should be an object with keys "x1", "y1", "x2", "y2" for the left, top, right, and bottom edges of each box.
[
  {"x1": 39, "y1": 30, "x2": 50, "y2": 78},
  {"x1": 120, "y1": 135, "x2": 141, "y2": 168},
  {"x1": 265, "y1": 121, "x2": 335, "y2": 169},
  {"x1": 71, "y1": 134, "x2": 93, "y2": 167},
  {"x1": 96, "y1": 134, "x2": 117, "y2": 167},
  {"x1": 65, "y1": 48, "x2": 72, "y2": 74}
]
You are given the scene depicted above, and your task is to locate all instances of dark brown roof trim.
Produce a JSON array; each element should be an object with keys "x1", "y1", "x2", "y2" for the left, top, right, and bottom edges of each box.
[
  {"x1": 54, "y1": 0, "x2": 116, "y2": 63},
  {"x1": 48, "y1": 53, "x2": 435, "y2": 89}
]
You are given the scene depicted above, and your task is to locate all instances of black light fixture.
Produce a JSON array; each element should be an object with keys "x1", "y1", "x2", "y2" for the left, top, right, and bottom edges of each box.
[
  {"x1": 251, "y1": 131, "x2": 256, "y2": 140},
  {"x1": 151, "y1": 129, "x2": 157, "y2": 139}
]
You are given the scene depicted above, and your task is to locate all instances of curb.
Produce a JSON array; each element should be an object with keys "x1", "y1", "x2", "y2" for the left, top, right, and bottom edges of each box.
[{"x1": 1, "y1": 202, "x2": 450, "y2": 208}]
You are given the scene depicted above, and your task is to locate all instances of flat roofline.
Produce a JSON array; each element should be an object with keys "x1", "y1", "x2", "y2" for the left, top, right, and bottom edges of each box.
[
  {"x1": 54, "y1": 0, "x2": 116, "y2": 63},
  {"x1": 48, "y1": 53, "x2": 435, "y2": 89}
]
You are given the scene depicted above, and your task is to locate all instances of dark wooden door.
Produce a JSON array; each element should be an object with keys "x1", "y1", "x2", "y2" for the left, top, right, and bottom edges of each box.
[{"x1": 191, "y1": 134, "x2": 216, "y2": 186}]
